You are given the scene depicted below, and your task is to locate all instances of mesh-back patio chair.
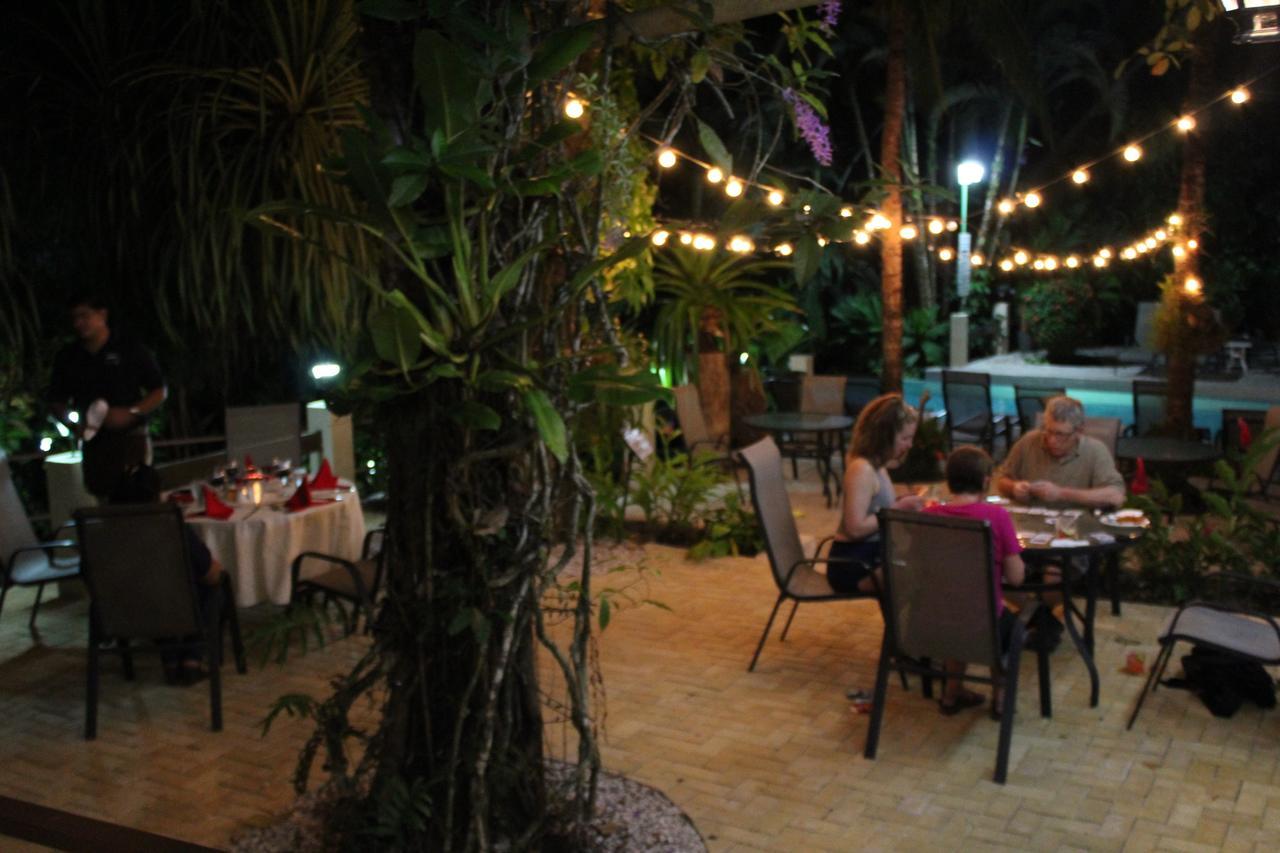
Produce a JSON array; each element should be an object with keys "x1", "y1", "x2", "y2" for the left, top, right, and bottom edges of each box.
[
  {"x1": 0, "y1": 449, "x2": 81, "y2": 633},
  {"x1": 291, "y1": 528, "x2": 386, "y2": 635},
  {"x1": 671, "y1": 385, "x2": 724, "y2": 455},
  {"x1": 225, "y1": 403, "x2": 301, "y2": 468},
  {"x1": 1127, "y1": 573, "x2": 1280, "y2": 730},
  {"x1": 1130, "y1": 379, "x2": 1169, "y2": 437},
  {"x1": 75, "y1": 503, "x2": 245, "y2": 739},
  {"x1": 1083, "y1": 416, "x2": 1121, "y2": 459},
  {"x1": 1013, "y1": 385, "x2": 1065, "y2": 436},
  {"x1": 864, "y1": 509, "x2": 1051, "y2": 785},
  {"x1": 780, "y1": 374, "x2": 849, "y2": 478},
  {"x1": 942, "y1": 371, "x2": 1011, "y2": 455},
  {"x1": 736, "y1": 437, "x2": 880, "y2": 672}
]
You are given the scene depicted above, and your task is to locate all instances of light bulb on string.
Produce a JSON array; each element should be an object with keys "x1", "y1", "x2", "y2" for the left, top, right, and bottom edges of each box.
[
  {"x1": 928, "y1": 219, "x2": 944, "y2": 235},
  {"x1": 692, "y1": 234, "x2": 716, "y2": 251},
  {"x1": 840, "y1": 206, "x2": 854, "y2": 218},
  {"x1": 1231, "y1": 87, "x2": 1250, "y2": 105},
  {"x1": 767, "y1": 190, "x2": 785, "y2": 206},
  {"x1": 706, "y1": 167, "x2": 723, "y2": 184},
  {"x1": 1123, "y1": 144, "x2": 1142, "y2": 162},
  {"x1": 1187, "y1": 238, "x2": 1199, "y2": 250},
  {"x1": 1044, "y1": 257, "x2": 1059, "y2": 271},
  {"x1": 775, "y1": 243, "x2": 793, "y2": 256},
  {"x1": 728, "y1": 235, "x2": 754, "y2": 253},
  {"x1": 1033, "y1": 259, "x2": 1045, "y2": 270},
  {"x1": 1175, "y1": 115, "x2": 1196, "y2": 132},
  {"x1": 997, "y1": 199, "x2": 1016, "y2": 215},
  {"x1": 1172, "y1": 244, "x2": 1186, "y2": 259},
  {"x1": 1144, "y1": 237, "x2": 1157, "y2": 250},
  {"x1": 679, "y1": 232, "x2": 693, "y2": 246},
  {"x1": 1099, "y1": 247, "x2": 1113, "y2": 259},
  {"x1": 1155, "y1": 229, "x2": 1167, "y2": 241},
  {"x1": 1184, "y1": 276, "x2": 1202, "y2": 296},
  {"x1": 1065, "y1": 255, "x2": 1080, "y2": 269},
  {"x1": 938, "y1": 247, "x2": 954, "y2": 261},
  {"x1": 725, "y1": 178, "x2": 744, "y2": 198},
  {"x1": 817, "y1": 236, "x2": 829, "y2": 247},
  {"x1": 1000, "y1": 259, "x2": 1014, "y2": 272},
  {"x1": 1093, "y1": 256, "x2": 1108, "y2": 268},
  {"x1": 1122, "y1": 247, "x2": 1137, "y2": 260},
  {"x1": 563, "y1": 95, "x2": 586, "y2": 119},
  {"x1": 899, "y1": 224, "x2": 918, "y2": 240},
  {"x1": 853, "y1": 230, "x2": 870, "y2": 245},
  {"x1": 651, "y1": 229, "x2": 670, "y2": 246},
  {"x1": 1071, "y1": 169, "x2": 1090, "y2": 185},
  {"x1": 657, "y1": 148, "x2": 678, "y2": 168},
  {"x1": 1014, "y1": 250, "x2": 1029, "y2": 265},
  {"x1": 970, "y1": 253, "x2": 984, "y2": 267},
  {"x1": 1168, "y1": 213, "x2": 1183, "y2": 226},
  {"x1": 946, "y1": 220, "x2": 958, "y2": 232},
  {"x1": 1023, "y1": 192, "x2": 1042, "y2": 209},
  {"x1": 868, "y1": 213, "x2": 891, "y2": 231}
]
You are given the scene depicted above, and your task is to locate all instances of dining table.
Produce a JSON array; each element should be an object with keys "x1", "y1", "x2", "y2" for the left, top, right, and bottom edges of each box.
[
  {"x1": 743, "y1": 412, "x2": 853, "y2": 506},
  {"x1": 1001, "y1": 501, "x2": 1148, "y2": 708},
  {"x1": 183, "y1": 481, "x2": 366, "y2": 607}
]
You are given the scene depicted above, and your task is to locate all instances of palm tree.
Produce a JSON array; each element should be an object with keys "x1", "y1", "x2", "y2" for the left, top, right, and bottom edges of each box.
[{"x1": 879, "y1": 2, "x2": 907, "y2": 393}]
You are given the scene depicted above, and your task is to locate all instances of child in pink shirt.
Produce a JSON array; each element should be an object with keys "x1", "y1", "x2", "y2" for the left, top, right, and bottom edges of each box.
[{"x1": 925, "y1": 445, "x2": 1025, "y2": 715}]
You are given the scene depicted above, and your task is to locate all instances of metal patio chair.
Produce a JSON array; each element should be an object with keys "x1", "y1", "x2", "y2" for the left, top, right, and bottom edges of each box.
[
  {"x1": 942, "y1": 371, "x2": 1011, "y2": 456},
  {"x1": 1013, "y1": 385, "x2": 1065, "y2": 436},
  {"x1": 290, "y1": 528, "x2": 387, "y2": 635},
  {"x1": 782, "y1": 374, "x2": 849, "y2": 479},
  {"x1": 0, "y1": 449, "x2": 81, "y2": 633}
]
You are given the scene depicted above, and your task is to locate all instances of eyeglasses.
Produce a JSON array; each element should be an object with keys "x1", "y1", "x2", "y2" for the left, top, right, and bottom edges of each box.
[{"x1": 1043, "y1": 426, "x2": 1077, "y2": 440}]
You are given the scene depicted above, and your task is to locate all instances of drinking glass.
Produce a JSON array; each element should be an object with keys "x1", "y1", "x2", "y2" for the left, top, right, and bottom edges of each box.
[{"x1": 211, "y1": 466, "x2": 226, "y2": 488}]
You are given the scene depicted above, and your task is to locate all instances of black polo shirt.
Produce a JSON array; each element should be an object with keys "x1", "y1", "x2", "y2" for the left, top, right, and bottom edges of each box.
[{"x1": 48, "y1": 333, "x2": 164, "y2": 413}]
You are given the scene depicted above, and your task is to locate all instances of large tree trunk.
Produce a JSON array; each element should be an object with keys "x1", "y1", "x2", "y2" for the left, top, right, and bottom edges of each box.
[
  {"x1": 974, "y1": 101, "x2": 1014, "y2": 264},
  {"x1": 985, "y1": 110, "x2": 1027, "y2": 263},
  {"x1": 879, "y1": 3, "x2": 906, "y2": 394},
  {"x1": 1164, "y1": 27, "x2": 1219, "y2": 438},
  {"x1": 903, "y1": 93, "x2": 934, "y2": 312}
]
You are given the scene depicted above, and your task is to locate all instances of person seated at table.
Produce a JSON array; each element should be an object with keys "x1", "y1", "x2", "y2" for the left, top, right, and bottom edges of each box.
[
  {"x1": 995, "y1": 395, "x2": 1125, "y2": 509},
  {"x1": 828, "y1": 394, "x2": 925, "y2": 593},
  {"x1": 925, "y1": 445, "x2": 1025, "y2": 715},
  {"x1": 110, "y1": 464, "x2": 225, "y2": 684}
]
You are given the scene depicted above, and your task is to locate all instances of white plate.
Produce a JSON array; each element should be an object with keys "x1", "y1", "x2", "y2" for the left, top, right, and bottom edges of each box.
[{"x1": 1099, "y1": 511, "x2": 1150, "y2": 530}]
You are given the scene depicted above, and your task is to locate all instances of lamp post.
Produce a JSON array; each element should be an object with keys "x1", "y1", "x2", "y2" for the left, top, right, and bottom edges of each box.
[
  {"x1": 1218, "y1": 0, "x2": 1280, "y2": 44},
  {"x1": 950, "y1": 160, "x2": 985, "y2": 367}
]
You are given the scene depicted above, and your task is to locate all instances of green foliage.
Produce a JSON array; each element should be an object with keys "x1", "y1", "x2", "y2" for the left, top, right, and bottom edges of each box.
[
  {"x1": 1152, "y1": 272, "x2": 1227, "y2": 358},
  {"x1": 650, "y1": 247, "x2": 797, "y2": 383},
  {"x1": 686, "y1": 491, "x2": 764, "y2": 561},
  {"x1": 827, "y1": 291, "x2": 947, "y2": 377},
  {"x1": 1021, "y1": 275, "x2": 1095, "y2": 361},
  {"x1": 1128, "y1": 428, "x2": 1280, "y2": 602},
  {"x1": 629, "y1": 432, "x2": 729, "y2": 542},
  {"x1": 892, "y1": 410, "x2": 948, "y2": 484}
]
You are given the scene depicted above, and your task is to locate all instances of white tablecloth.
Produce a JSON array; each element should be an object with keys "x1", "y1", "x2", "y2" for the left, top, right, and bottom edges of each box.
[{"x1": 187, "y1": 494, "x2": 366, "y2": 607}]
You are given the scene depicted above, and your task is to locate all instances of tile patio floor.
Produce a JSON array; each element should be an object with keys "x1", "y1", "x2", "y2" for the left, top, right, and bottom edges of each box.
[{"x1": 0, "y1": 468, "x2": 1278, "y2": 850}]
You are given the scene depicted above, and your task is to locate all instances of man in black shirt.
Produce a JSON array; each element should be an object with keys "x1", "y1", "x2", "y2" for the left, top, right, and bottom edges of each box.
[{"x1": 47, "y1": 295, "x2": 167, "y2": 498}]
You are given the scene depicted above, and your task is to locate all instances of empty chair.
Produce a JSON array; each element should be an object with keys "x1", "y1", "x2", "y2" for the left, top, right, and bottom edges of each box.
[
  {"x1": 225, "y1": 403, "x2": 301, "y2": 467},
  {"x1": 75, "y1": 503, "x2": 245, "y2": 738},
  {"x1": 736, "y1": 437, "x2": 879, "y2": 672},
  {"x1": 1130, "y1": 379, "x2": 1169, "y2": 437},
  {"x1": 1013, "y1": 385, "x2": 1065, "y2": 435},
  {"x1": 782, "y1": 374, "x2": 849, "y2": 478},
  {"x1": 291, "y1": 528, "x2": 386, "y2": 635},
  {"x1": 671, "y1": 385, "x2": 725, "y2": 456},
  {"x1": 942, "y1": 371, "x2": 1011, "y2": 455},
  {"x1": 1128, "y1": 573, "x2": 1280, "y2": 730},
  {"x1": 0, "y1": 449, "x2": 81, "y2": 632},
  {"x1": 864, "y1": 509, "x2": 1051, "y2": 784}
]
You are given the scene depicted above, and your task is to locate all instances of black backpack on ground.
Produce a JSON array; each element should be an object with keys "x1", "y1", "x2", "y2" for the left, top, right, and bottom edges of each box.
[{"x1": 1164, "y1": 644, "x2": 1278, "y2": 718}]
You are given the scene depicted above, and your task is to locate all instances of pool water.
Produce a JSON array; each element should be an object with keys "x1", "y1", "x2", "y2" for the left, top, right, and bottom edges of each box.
[{"x1": 903, "y1": 378, "x2": 1267, "y2": 437}]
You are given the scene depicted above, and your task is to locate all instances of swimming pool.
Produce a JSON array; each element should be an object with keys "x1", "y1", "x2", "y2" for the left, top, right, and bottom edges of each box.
[{"x1": 903, "y1": 378, "x2": 1269, "y2": 436}]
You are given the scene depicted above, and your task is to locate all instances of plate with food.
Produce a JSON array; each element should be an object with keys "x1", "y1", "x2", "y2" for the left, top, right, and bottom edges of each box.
[{"x1": 1100, "y1": 509, "x2": 1150, "y2": 529}]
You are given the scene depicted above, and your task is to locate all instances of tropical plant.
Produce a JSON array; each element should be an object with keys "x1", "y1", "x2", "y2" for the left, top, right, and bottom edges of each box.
[
  {"x1": 1021, "y1": 275, "x2": 1094, "y2": 362},
  {"x1": 827, "y1": 291, "x2": 947, "y2": 377},
  {"x1": 687, "y1": 490, "x2": 765, "y2": 560}
]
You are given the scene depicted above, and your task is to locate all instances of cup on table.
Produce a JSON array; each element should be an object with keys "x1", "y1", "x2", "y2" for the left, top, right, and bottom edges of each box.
[{"x1": 1056, "y1": 511, "x2": 1081, "y2": 538}]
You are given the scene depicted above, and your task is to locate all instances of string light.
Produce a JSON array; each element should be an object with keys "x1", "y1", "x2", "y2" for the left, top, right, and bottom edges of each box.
[
  {"x1": 970, "y1": 253, "x2": 984, "y2": 266},
  {"x1": 651, "y1": 229, "x2": 670, "y2": 246},
  {"x1": 1187, "y1": 238, "x2": 1199, "y2": 250},
  {"x1": 1092, "y1": 256, "x2": 1108, "y2": 268},
  {"x1": 657, "y1": 148, "x2": 678, "y2": 168},
  {"x1": 946, "y1": 220, "x2": 958, "y2": 232},
  {"x1": 1065, "y1": 255, "x2": 1080, "y2": 268},
  {"x1": 1044, "y1": 257, "x2": 1059, "y2": 271},
  {"x1": 725, "y1": 178, "x2": 744, "y2": 198},
  {"x1": 1023, "y1": 192, "x2": 1042, "y2": 208},
  {"x1": 1175, "y1": 115, "x2": 1196, "y2": 132},
  {"x1": 767, "y1": 189, "x2": 785, "y2": 206},
  {"x1": 1071, "y1": 169, "x2": 1090, "y2": 185},
  {"x1": 1099, "y1": 248, "x2": 1113, "y2": 259},
  {"x1": 1167, "y1": 213, "x2": 1183, "y2": 226},
  {"x1": 705, "y1": 167, "x2": 723, "y2": 184},
  {"x1": 998, "y1": 199, "x2": 1016, "y2": 215},
  {"x1": 1014, "y1": 250, "x2": 1029, "y2": 265},
  {"x1": 1123, "y1": 144, "x2": 1142, "y2": 162},
  {"x1": 727, "y1": 235, "x2": 754, "y2": 253},
  {"x1": 928, "y1": 219, "x2": 945, "y2": 235},
  {"x1": 1033, "y1": 258, "x2": 1045, "y2": 270},
  {"x1": 1184, "y1": 276, "x2": 1202, "y2": 296},
  {"x1": 679, "y1": 232, "x2": 693, "y2": 245},
  {"x1": 853, "y1": 230, "x2": 870, "y2": 245},
  {"x1": 816, "y1": 236, "x2": 829, "y2": 247},
  {"x1": 868, "y1": 213, "x2": 891, "y2": 231},
  {"x1": 840, "y1": 206, "x2": 854, "y2": 218},
  {"x1": 1171, "y1": 244, "x2": 1186, "y2": 259},
  {"x1": 1000, "y1": 258, "x2": 1014, "y2": 271},
  {"x1": 563, "y1": 95, "x2": 586, "y2": 119},
  {"x1": 1230, "y1": 87, "x2": 1250, "y2": 104},
  {"x1": 774, "y1": 243, "x2": 793, "y2": 256},
  {"x1": 938, "y1": 247, "x2": 954, "y2": 261},
  {"x1": 899, "y1": 224, "x2": 918, "y2": 240},
  {"x1": 692, "y1": 234, "x2": 716, "y2": 251}
]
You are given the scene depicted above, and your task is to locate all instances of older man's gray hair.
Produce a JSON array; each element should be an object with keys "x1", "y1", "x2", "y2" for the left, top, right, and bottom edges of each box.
[{"x1": 1044, "y1": 395, "x2": 1085, "y2": 429}]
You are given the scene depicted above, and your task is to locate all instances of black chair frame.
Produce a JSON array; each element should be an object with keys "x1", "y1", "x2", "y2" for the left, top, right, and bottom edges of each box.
[{"x1": 291, "y1": 528, "x2": 387, "y2": 635}]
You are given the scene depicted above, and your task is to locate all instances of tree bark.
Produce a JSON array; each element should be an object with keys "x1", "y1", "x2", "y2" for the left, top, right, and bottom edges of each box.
[
  {"x1": 974, "y1": 101, "x2": 1014, "y2": 264},
  {"x1": 903, "y1": 93, "x2": 934, "y2": 312},
  {"x1": 878, "y1": 3, "x2": 906, "y2": 394}
]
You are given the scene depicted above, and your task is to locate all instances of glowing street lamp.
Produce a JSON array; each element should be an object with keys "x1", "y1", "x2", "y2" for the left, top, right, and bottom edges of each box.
[{"x1": 954, "y1": 159, "x2": 985, "y2": 298}]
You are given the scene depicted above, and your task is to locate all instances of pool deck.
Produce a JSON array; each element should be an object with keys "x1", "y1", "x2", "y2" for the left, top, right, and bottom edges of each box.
[{"x1": 924, "y1": 348, "x2": 1280, "y2": 406}]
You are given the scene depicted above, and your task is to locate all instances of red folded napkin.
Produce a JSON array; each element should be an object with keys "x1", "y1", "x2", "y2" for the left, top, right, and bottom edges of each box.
[
  {"x1": 286, "y1": 482, "x2": 313, "y2": 513},
  {"x1": 200, "y1": 486, "x2": 235, "y2": 520},
  {"x1": 1238, "y1": 416, "x2": 1253, "y2": 450},
  {"x1": 1130, "y1": 457, "x2": 1149, "y2": 495},
  {"x1": 310, "y1": 459, "x2": 339, "y2": 490}
]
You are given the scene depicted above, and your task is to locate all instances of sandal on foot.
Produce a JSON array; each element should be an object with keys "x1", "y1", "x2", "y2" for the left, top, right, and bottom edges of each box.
[{"x1": 939, "y1": 691, "x2": 985, "y2": 716}]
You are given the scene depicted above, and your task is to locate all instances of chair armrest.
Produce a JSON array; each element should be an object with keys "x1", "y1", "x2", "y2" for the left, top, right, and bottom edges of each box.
[
  {"x1": 290, "y1": 551, "x2": 360, "y2": 590},
  {"x1": 811, "y1": 535, "x2": 836, "y2": 560},
  {"x1": 361, "y1": 528, "x2": 386, "y2": 560},
  {"x1": 8, "y1": 540, "x2": 78, "y2": 570}
]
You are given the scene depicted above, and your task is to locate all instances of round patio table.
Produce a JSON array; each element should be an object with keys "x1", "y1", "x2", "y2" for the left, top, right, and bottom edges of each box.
[
  {"x1": 1003, "y1": 503, "x2": 1146, "y2": 708},
  {"x1": 743, "y1": 412, "x2": 853, "y2": 507}
]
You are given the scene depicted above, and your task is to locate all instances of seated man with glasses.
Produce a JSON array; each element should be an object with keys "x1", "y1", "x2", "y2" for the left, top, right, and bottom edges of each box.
[{"x1": 995, "y1": 396, "x2": 1125, "y2": 509}]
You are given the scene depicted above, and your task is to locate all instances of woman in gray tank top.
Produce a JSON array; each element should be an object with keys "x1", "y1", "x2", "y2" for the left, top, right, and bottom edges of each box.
[{"x1": 827, "y1": 394, "x2": 925, "y2": 593}]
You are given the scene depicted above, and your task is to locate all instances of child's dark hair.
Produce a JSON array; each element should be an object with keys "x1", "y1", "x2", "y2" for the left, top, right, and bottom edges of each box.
[
  {"x1": 945, "y1": 445, "x2": 993, "y2": 494},
  {"x1": 109, "y1": 464, "x2": 162, "y2": 504}
]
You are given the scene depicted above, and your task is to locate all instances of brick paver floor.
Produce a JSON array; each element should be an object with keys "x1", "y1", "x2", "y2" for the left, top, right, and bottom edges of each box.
[{"x1": 0, "y1": 469, "x2": 1277, "y2": 850}]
